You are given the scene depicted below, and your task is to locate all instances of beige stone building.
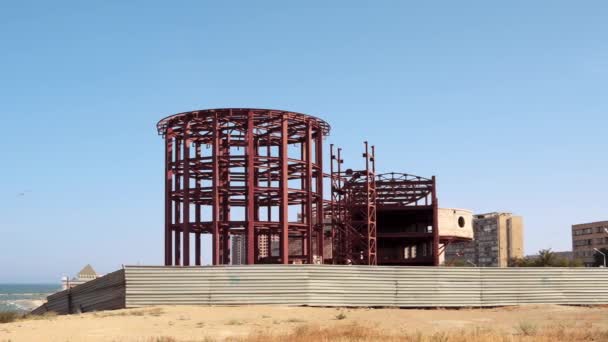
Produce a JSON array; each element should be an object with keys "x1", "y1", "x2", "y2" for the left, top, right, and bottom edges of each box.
[
  {"x1": 445, "y1": 212, "x2": 524, "y2": 267},
  {"x1": 572, "y1": 220, "x2": 608, "y2": 267},
  {"x1": 61, "y1": 264, "x2": 101, "y2": 290}
]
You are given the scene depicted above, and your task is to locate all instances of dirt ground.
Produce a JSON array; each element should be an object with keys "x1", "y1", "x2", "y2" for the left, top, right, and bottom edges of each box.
[{"x1": 1, "y1": 304, "x2": 607, "y2": 342}]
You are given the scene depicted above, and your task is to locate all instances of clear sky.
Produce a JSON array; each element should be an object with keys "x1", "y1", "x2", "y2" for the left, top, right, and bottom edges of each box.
[{"x1": 1, "y1": 1, "x2": 607, "y2": 282}]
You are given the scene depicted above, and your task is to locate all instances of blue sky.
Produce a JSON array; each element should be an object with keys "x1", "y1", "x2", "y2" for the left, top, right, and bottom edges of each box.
[{"x1": 1, "y1": 1, "x2": 607, "y2": 282}]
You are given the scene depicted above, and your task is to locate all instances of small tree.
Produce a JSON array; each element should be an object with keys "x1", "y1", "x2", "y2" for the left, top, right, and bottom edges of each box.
[
  {"x1": 535, "y1": 249, "x2": 555, "y2": 267},
  {"x1": 509, "y1": 249, "x2": 583, "y2": 267}
]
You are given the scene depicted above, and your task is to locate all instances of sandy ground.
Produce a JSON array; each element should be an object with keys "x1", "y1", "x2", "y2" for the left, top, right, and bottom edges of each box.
[{"x1": 1, "y1": 304, "x2": 607, "y2": 341}]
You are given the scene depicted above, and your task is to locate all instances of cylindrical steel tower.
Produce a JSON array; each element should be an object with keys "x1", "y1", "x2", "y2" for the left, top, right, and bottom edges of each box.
[{"x1": 157, "y1": 108, "x2": 330, "y2": 266}]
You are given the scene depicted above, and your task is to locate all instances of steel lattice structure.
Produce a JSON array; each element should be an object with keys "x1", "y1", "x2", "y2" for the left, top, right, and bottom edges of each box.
[
  {"x1": 157, "y1": 108, "x2": 329, "y2": 266},
  {"x1": 329, "y1": 143, "x2": 377, "y2": 265},
  {"x1": 329, "y1": 157, "x2": 440, "y2": 266},
  {"x1": 373, "y1": 172, "x2": 439, "y2": 266},
  {"x1": 157, "y1": 107, "x2": 456, "y2": 266}
]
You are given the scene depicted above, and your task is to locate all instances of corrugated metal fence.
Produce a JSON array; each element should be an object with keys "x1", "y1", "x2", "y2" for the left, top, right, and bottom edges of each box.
[
  {"x1": 31, "y1": 269, "x2": 125, "y2": 315},
  {"x1": 32, "y1": 266, "x2": 608, "y2": 314},
  {"x1": 125, "y1": 265, "x2": 608, "y2": 308}
]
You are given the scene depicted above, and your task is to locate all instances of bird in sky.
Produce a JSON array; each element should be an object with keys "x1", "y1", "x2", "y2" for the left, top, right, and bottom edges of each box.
[{"x1": 16, "y1": 190, "x2": 31, "y2": 197}]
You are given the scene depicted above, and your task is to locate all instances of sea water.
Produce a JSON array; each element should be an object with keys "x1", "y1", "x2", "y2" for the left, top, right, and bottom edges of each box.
[{"x1": 0, "y1": 284, "x2": 60, "y2": 312}]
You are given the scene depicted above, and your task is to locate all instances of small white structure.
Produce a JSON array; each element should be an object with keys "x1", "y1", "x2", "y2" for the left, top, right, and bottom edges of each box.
[
  {"x1": 438, "y1": 208, "x2": 474, "y2": 240},
  {"x1": 61, "y1": 264, "x2": 102, "y2": 290}
]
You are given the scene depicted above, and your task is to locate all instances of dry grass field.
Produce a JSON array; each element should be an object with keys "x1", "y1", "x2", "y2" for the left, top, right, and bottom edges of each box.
[{"x1": 1, "y1": 304, "x2": 608, "y2": 341}]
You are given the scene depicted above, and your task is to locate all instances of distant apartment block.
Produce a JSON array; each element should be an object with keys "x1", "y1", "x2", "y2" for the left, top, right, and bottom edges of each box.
[
  {"x1": 231, "y1": 235, "x2": 247, "y2": 265},
  {"x1": 258, "y1": 234, "x2": 280, "y2": 260},
  {"x1": 572, "y1": 220, "x2": 608, "y2": 267},
  {"x1": 445, "y1": 212, "x2": 524, "y2": 267}
]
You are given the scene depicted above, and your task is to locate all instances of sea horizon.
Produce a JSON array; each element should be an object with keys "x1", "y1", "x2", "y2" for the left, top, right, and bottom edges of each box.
[{"x1": 0, "y1": 283, "x2": 61, "y2": 312}]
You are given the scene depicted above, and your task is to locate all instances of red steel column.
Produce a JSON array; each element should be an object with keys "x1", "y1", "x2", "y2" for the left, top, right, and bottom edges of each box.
[
  {"x1": 432, "y1": 176, "x2": 439, "y2": 266},
  {"x1": 330, "y1": 144, "x2": 336, "y2": 263},
  {"x1": 305, "y1": 122, "x2": 313, "y2": 264},
  {"x1": 211, "y1": 115, "x2": 221, "y2": 265},
  {"x1": 253, "y1": 139, "x2": 260, "y2": 261},
  {"x1": 315, "y1": 128, "x2": 324, "y2": 262},
  {"x1": 164, "y1": 131, "x2": 174, "y2": 265},
  {"x1": 182, "y1": 122, "x2": 191, "y2": 266},
  {"x1": 279, "y1": 115, "x2": 289, "y2": 264},
  {"x1": 174, "y1": 138, "x2": 182, "y2": 265},
  {"x1": 195, "y1": 142, "x2": 202, "y2": 266},
  {"x1": 246, "y1": 111, "x2": 256, "y2": 264},
  {"x1": 370, "y1": 145, "x2": 377, "y2": 265},
  {"x1": 221, "y1": 129, "x2": 231, "y2": 265}
]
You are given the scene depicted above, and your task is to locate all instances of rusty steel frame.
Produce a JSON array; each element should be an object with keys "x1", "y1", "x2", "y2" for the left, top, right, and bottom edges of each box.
[
  {"x1": 329, "y1": 142, "x2": 377, "y2": 265},
  {"x1": 157, "y1": 108, "x2": 329, "y2": 266},
  {"x1": 158, "y1": 107, "x2": 444, "y2": 267},
  {"x1": 329, "y1": 168, "x2": 440, "y2": 266},
  {"x1": 375, "y1": 172, "x2": 439, "y2": 266}
]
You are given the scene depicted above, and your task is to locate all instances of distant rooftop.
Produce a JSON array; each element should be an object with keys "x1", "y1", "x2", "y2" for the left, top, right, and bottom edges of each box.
[
  {"x1": 474, "y1": 212, "x2": 515, "y2": 218},
  {"x1": 572, "y1": 220, "x2": 608, "y2": 227},
  {"x1": 77, "y1": 264, "x2": 98, "y2": 278}
]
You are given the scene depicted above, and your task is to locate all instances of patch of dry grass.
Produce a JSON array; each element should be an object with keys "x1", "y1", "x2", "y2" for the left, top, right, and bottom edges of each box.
[
  {"x1": 0, "y1": 311, "x2": 21, "y2": 324},
  {"x1": 94, "y1": 308, "x2": 164, "y2": 318},
  {"x1": 147, "y1": 338, "x2": 178, "y2": 342},
  {"x1": 1, "y1": 311, "x2": 57, "y2": 324},
  {"x1": 24, "y1": 311, "x2": 58, "y2": 321},
  {"x1": 285, "y1": 318, "x2": 307, "y2": 323},
  {"x1": 335, "y1": 311, "x2": 347, "y2": 320},
  {"x1": 225, "y1": 322, "x2": 608, "y2": 342},
  {"x1": 226, "y1": 319, "x2": 245, "y2": 326}
]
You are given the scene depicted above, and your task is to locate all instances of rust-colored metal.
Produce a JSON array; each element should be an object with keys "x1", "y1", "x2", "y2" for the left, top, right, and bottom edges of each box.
[
  {"x1": 329, "y1": 165, "x2": 440, "y2": 266},
  {"x1": 157, "y1": 108, "x2": 330, "y2": 265},
  {"x1": 158, "y1": 107, "x2": 442, "y2": 266},
  {"x1": 329, "y1": 142, "x2": 378, "y2": 265},
  {"x1": 375, "y1": 172, "x2": 439, "y2": 265}
]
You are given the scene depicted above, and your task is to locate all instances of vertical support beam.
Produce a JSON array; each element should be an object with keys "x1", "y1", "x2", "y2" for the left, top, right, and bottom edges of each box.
[
  {"x1": 315, "y1": 128, "x2": 324, "y2": 263},
  {"x1": 279, "y1": 115, "x2": 289, "y2": 264},
  {"x1": 432, "y1": 176, "x2": 440, "y2": 266},
  {"x1": 336, "y1": 147, "x2": 344, "y2": 262},
  {"x1": 221, "y1": 125, "x2": 231, "y2": 265},
  {"x1": 195, "y1": 142, "x2": 202, "y2": 266},
  {"x1": 253, "y1": 139, "x2": 260, "y2": 261},
  {"x1": 182, "y1": 122, "x2": 191, "y2": 266},
  {"x1": 300, "y1": 137, "x2": 307, "y2": 261},
  {"x1": 246, "y1": 111, "x2": 256, "y2": 264},
  {"x1": 364, "y1": 141, "x2": 370, "y2": 265},
  {"x1": 266, "y1": 144, "x2": 271, "y2": 222},
  {"x1": 364, "y1": 142, "x2": 377, "y2": 266},
  {"x1": 174, "y1": 138, "x2": 182, "y2": 266},
  {"x1": 164, "y1": 131, "x2": 174, "y2": 265},
  {"x1": 305, "y1": 122, "x2": 314, "y2": 264},
  {"x1": 370, "y1": 145, "x2": 377, "y2": 265},
  {"x1": 330, "y1": 144, "x2": 336, "y2": 263},
  {"x1": 211, "y1": 115, "x2": 221, "y2": 265}
]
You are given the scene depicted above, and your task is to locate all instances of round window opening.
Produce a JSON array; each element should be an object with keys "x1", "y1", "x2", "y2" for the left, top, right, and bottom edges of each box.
[{"x1": 458, "y1": 216, "x2": 466, "y2": 228}]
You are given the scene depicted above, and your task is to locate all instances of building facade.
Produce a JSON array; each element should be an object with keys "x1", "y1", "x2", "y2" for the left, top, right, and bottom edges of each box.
[
  {"x1": 61, "y1": 264, "x2": 101, "y2": 290},
  {"x1": 445, "y1": 212, "x2": 524, "y2": 267},
  {"x1": 230, "y1": 235, "x2": 247, "y2": 265},
  {"x1": 572, "y1": 221, "x2": 608, "y2": 267}
]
